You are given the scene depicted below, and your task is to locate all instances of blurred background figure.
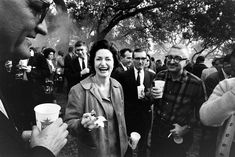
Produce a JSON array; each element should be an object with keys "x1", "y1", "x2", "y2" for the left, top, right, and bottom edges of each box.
[
  {"x1": 149, "y1": 57, "x2": 156, "y2": 73},
  {"x1": 192, "y1": 56, "x2": 208, "y2": 78},
  {"x1": 64, "y1": 46, "x2": 75, "y2": 94},
  {"x1": 201, "y1": 57, "x2": 223, "y2": 81},
  {"x1": 55, "y1": 50, "x2": 65, "y2": 93},
  {"x1": 42, "y1": 47, "x2": 57, "y2": 102},
  {"x1": 145, "y1": 54, "x2": 156, "y2": 74},
  {"x1": 156, "y1": 59, "x2": 167, "y2": 74}
]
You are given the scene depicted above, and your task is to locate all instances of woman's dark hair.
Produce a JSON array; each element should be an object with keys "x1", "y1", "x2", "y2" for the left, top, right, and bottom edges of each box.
[
  {"x1": 43, "y1": 48, "x2": 55, "y2": 58},
  {"x1": 89, "y1": 40, "x2": 119, "y2": 75},
  {"x1": 58, "y1": 50, "x2": 64, "y2": 56},
  {"x1": 68, "y1": 46, "x2": 73, "y2": 53}
]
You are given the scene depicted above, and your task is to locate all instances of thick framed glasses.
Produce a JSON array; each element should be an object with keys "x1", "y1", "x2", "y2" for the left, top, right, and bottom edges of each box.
[
  {"x1": 165, "y1": 55, "x2": 187, "y2": 63},
  {"x1": 30, "y1": 0, "x2": 52, "y2": 24},
  {"x1": 38, "y1": 0, "x2": 52, "y2": 23},
  {"x1": 134, "y1": 57, "x2": 146, "y2": 61}
]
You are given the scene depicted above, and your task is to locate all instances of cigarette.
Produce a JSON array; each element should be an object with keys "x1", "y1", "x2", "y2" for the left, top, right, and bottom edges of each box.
[{"x1": 168, "y1": 132, "x2": 172, "y2": 138}]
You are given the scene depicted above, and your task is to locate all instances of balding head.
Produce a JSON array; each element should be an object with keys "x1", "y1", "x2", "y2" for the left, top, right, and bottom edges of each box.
[{"x1": 168, "y1": 44, "x2": 190, "y2": 60}]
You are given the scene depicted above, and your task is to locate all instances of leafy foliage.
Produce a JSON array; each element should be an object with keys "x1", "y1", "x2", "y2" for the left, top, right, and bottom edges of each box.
[{"x1": 65, "y1": 0, "x2": 235, "y2": 51}]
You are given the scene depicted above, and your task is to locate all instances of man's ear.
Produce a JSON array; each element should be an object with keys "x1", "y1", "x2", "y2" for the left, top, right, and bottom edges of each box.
[{"x1": 183, "y1": 60, "x2": 190, "y2": 69}]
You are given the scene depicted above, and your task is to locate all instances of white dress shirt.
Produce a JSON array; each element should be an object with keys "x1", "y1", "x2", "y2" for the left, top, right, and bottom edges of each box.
[
  {"x1": 120, "y1": 63, "x2": 127, "y2": 71},
  {"x1": 78, "y1": 57, "x2": 87, "y2": 69},
  {"x1": 134, "y1": 68, "x2": 144, "y2": 85}
]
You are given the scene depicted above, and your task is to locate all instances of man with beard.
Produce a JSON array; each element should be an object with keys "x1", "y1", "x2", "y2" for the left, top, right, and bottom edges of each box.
[{"x1": 150, "y1": 44, "x2": 206, "y2": 157}]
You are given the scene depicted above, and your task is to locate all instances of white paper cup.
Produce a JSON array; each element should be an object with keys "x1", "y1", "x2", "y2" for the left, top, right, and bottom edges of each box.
[
  {"x1": 34, "y1": 103, "x2": 61, "y2": 131},
  {"x1": 137, "y1": 85, "x2": 145, "y2": 99},
  {"x1": 174, "y1": 136, "x2": 183, "y2": 144},
  {"x1": 129, "y1": 132, "x2": 141, "y2": 150},
  {"x1": 154, "y1": 80, "x2": 165, "y2": 98}
]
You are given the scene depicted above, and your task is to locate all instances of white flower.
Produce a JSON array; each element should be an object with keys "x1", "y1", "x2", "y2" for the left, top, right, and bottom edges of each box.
[{"x1": 94, "y1": 116, "x2": 107, "y2": 127}]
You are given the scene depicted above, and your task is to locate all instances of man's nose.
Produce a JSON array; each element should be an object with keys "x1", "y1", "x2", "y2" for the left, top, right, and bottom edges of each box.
[
  {"x1": 35, "y1": 20, "x2": 48, "y2": 35},
  {"x1": 169, "y1": 59, "x2": 175, "y2": 64}
]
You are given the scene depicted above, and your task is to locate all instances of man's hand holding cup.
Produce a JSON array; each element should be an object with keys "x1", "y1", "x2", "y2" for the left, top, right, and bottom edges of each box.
[
  {"x1": 29, "y1": 103, "x2": 69, "y2": 156},
  {"x1": 30, "y1": 118, "x2": 68, "y2": 156},
  {"x1": 151, "y1": 80, "x2": 165, "y2": 99}
]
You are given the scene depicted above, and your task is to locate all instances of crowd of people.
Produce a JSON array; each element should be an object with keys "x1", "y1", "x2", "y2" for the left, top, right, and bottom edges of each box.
[{"x1": 1, "y1": 0, "x2": 235, "y2": 157}]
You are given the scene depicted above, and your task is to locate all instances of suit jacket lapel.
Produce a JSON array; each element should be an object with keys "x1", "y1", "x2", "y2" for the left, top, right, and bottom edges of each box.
[
  {"x1": 0, "y1": 90, "x2": 24, "y2": 146},
  {"x1": 129, "y1": 68, "x2": 138, "y2": 86},
  {"x1": 110, "y1": 81, "x2": 121, "y2": 114},
  {"x1": 144, "y1": 70, "x2": 150, "y2": 87},
  {"x1": 89, "y1": 84, "x2": 108, "y2": 116},
  {"x1": 73, "y1": 57, "x2": 82, "y2": 72}
]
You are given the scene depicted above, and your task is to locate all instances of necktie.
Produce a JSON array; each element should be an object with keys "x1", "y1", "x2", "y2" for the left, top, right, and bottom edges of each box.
[
  {"x1": 82, "y1": 59, "x2": 86, "y2": 69},
  {"x1": 136, "y1": 70, "x2": 140, "y2": 86}
]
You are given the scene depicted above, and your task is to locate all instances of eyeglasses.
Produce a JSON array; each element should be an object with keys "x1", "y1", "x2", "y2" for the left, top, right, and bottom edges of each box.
[
  {"x1": 76, "y1": 49, "x2": 84, "y2": 51},
  {"x1": 134, "y1": 57, "x2": 146, "y2": 61},
  {"x1": 29, "y1": 0, "x2": 52, "y2": 24},
  {"x1": 165, "y1": 55, "x2": 187, "y2": 63}
]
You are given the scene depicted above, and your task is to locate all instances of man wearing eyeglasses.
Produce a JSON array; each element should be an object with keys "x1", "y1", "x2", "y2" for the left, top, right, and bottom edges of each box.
[
  {"x1": 116, "y1": 48, "x2": 155, "y2": 157},
  {"x1": 0, "y1": 0, "x2": 68, "y2": 157},
  {"x1": 150, "y1": 44, "x2": 206, "y2": 157}
]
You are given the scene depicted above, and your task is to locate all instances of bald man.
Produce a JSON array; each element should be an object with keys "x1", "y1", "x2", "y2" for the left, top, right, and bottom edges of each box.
[{"x1": 150, "y1": 44, "x2": 206, "y2": 157}]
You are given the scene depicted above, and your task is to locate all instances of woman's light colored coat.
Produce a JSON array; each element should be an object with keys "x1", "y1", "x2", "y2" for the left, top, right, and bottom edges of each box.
[{"x1": 65, "y1": 76, "x2": 128, "y2": 157}]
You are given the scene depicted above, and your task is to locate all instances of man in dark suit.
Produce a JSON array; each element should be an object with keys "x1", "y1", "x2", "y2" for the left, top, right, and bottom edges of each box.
[
  {"x1": 112, "y1": 48, "x2": 132, "y2": 77},
  {"x1": 116, "y1": 48, "x2": 155, "y2": 157},
  {"x1": 64, "y1": 46, "x2": 75, "y2": 93},
  {"x1": 0, "y1": 0, "x2": 68, "y2": 156},
  {"x1": 64, "y1": 41, "x2": 90, "y2": 92}
]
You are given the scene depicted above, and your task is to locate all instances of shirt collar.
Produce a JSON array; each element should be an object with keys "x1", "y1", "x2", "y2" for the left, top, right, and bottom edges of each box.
[
  {"x1": 134, "y1": 67, "x2": 144, "y2": 84},
  {"x1": 134, "y1": 67, "x2": 144, "y2": 74},
  {"x1": 120, "y1": 62, "x2": 127, "y2": 71},
  {"x1": 166, "y1": 69, "x2": 188, "y2": 83}
]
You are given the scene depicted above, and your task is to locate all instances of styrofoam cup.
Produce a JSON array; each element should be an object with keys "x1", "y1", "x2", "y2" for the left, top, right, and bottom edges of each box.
[
  {"x1": 129, "y1": 132, "x2": 141, "y2": 150},
  {"x1": 34, "y1": 103, "x2": 61, "y2": 131},
  {"x1": 154, "y1": 80, "x2": 165, "y2": 98},
  {"x1": 137, "y1": 85, "x2": 145, "y2": 99}
]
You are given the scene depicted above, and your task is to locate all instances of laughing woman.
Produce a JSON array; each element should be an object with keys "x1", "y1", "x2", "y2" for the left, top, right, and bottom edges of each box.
[{"x1": 65, "y1": 40, "x2": 128, "y2": 157}]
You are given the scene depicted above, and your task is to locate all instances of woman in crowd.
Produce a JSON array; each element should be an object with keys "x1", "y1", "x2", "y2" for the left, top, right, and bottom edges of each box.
[
  {"x1": 42, "y1": 48, "x2": 56, "y2": 102},
  {"x1": 65, "y1": 40, "x2": 128, "y2": 157},
  {"x1": 145, "y1": 54, "x2": 156, "y2": 74}
]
